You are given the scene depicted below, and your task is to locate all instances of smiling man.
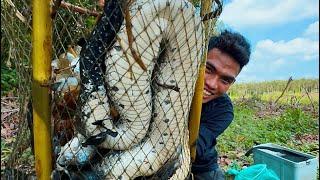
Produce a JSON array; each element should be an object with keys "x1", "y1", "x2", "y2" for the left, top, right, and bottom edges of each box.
[{"x1": 191, "y1": 30, "x2": 251, "y2": 180}]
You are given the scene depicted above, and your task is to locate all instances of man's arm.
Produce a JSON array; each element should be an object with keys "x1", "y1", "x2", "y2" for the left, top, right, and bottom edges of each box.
[{"x1": 196, "y1": 97, "x2": 234, "y2": 160}]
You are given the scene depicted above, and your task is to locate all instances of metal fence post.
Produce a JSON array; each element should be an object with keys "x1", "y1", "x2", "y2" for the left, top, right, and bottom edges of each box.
[
  {"x1": 189, "y1": 0, "x2": 213, "y2": 162},
  {"x1": 32, "y1": 0, "x2": 53, "y2": 178}
]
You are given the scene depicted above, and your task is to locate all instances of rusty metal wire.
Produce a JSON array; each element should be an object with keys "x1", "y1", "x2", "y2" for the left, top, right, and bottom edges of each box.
[{"x1": 1, "y1": 0, "x2": 35, "y2": 178}]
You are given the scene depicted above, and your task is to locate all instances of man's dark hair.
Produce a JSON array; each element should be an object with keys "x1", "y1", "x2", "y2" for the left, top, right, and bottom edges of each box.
[{"x1": 208, "y1": 30, "x2": 251, "y2": 70}]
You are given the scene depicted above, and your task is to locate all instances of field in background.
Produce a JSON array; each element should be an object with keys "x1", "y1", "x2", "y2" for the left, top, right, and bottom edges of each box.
[
  {"x1": 1, "y1": 75, "x2": 319, "y2": 175},
  {"x1": 218, "y1": 78, "x2": 319, "y2": 172},
  {"x1": 228, "y1": 78, "x2": 319, "y2": 106}
]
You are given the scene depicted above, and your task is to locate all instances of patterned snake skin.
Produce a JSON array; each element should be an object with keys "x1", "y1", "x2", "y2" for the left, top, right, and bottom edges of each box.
[{"x1": 57, "y1": 0, "x2": 204, "y2": 179}]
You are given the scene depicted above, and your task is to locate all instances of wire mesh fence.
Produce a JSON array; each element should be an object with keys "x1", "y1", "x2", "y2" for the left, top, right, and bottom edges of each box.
[
  {"x1": 2, "y1": 0, "x2": 34, "y2": 178},
  {"x1": 1, "y1": 0, "x2": 222, "y2": 179}
]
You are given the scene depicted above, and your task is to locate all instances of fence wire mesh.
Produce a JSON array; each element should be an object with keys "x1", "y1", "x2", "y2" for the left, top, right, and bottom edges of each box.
[
  {"x1": 2, "y1": 0, "x2": 34, "y2": 179},
  {"x1": 1, "y1": 0, "x2": 221, "y2": 179}
]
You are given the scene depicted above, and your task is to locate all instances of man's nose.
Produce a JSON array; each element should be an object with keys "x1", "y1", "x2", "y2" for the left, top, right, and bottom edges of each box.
[{"x1": 206, "y1": 75, "x2": 218, "y2": 90}]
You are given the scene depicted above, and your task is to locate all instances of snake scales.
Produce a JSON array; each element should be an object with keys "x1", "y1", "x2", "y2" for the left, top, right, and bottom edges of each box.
[{"x1": 57, "y1": 0, "x2": 204, "y2": 179}]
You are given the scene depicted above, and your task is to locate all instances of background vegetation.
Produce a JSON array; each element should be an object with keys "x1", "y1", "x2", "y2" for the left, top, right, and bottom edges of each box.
[{"x1": 218, "y1": 79, "x2": 319, "y2": 174}]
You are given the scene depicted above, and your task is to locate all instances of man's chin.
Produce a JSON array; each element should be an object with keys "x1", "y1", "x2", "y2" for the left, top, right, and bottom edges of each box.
[
  {"x1": 203, "y1": 95, "x2": 219, "y2": 103},
  {"x1": 202, "y1": 96, "x2": 213, "y2": 104}
]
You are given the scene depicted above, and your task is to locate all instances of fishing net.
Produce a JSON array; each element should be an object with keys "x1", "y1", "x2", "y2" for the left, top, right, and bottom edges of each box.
[{"x1": 1, "y1": 0, "x2": 222, "y2": 179}]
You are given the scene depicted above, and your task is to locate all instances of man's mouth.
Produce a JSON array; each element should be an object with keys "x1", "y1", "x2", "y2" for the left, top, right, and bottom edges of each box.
[{"x1": 203, "y1": 89, "x2": 214, "y2": 97}]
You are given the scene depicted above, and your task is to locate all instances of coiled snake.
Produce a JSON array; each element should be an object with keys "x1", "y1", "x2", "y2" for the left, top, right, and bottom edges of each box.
[{"x1": 57, "y1": 0, "x2": 204, "y2": 179}]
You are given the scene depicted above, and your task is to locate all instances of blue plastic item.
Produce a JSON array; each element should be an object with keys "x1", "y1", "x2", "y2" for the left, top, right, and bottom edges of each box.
[
  {"x1": 227, "y1": 164, "x2": 280, "y2": 180},
  {"x1": 249, "y1": 143, "x2": 318, "y2": 180}
]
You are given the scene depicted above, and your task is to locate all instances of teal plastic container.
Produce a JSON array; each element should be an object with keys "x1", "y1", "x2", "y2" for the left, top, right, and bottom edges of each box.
[
  {"x1": 251, "y1": 143, "x2": 318, "y2": 180},
  {"x1": 227, "y1": 164, "x2": 280, "y2": 180}
]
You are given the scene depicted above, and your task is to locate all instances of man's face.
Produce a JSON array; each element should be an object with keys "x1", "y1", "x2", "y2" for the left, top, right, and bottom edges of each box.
[{"x1": 203, "y1": 48, "x2": 240, "y2": 103}]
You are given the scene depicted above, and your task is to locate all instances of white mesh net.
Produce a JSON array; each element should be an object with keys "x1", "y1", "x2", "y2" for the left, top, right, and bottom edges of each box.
[{"x1": 55, "y1": 1, "x2": 204, "y2": 179}]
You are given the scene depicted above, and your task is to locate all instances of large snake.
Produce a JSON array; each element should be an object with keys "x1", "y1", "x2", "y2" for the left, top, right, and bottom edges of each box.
[{"x1": 57, "y1": 0, "x2": 203, "y2": 178}]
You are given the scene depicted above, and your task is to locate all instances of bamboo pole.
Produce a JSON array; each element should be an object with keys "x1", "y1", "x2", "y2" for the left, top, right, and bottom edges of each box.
[
  {"x1": 60, "y1": 1, "x2": 100, "y2": 17},
  {"x1": 32, "y1": 0, "x2": 53, "y2": 179},
  {"x1": 189, "y1": 0, "x2": 213, "y2": 162}
]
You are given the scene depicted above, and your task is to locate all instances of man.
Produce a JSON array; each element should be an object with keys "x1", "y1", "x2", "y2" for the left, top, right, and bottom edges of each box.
[{"x1": 191, "y1": 30, "x2": 251, "y2": 180}]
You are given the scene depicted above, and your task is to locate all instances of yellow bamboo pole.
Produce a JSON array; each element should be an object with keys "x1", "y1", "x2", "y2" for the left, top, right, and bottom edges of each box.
[
  {"x1": 189, "y1": 0, "x2": 213, "y2": 162},
  {"x1": 32, "y1": 0, "x2": 53, "y2": 179}
]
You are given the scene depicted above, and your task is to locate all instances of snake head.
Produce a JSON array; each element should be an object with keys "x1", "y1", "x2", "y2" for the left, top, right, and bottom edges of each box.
[{"x1": 82, "y1": 129, "x2": 118, "y2": 146}]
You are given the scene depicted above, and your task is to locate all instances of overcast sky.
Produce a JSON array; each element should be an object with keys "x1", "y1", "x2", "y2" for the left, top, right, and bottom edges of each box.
[{"x1": 218, "y1": 0, "x2": 319, "y2": 83}]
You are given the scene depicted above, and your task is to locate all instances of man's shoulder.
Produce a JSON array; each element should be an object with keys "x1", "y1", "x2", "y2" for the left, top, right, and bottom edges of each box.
[
  {"x1": 213, "y1": 93, "x2": 233, "y2": 105},
  {"x1": 203, "y1": 93, "x2": 233, "y2": 113}
]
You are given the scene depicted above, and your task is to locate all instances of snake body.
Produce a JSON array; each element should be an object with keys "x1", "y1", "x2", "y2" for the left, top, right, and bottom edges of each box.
[
  {"x1": 57, "y1": 0, "x2": 126, "y2": 165},
  {"x1": 93, "y1": 0, "x2": 203, "y2": 179},
  {"x1": 57, "y1": 0, "x2": 203, "y2": 178}
]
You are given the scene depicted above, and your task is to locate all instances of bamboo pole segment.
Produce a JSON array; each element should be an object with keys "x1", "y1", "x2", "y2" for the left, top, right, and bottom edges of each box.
[
  {"x1": 60, "y1": 1, "x2": 100, "y2": 17},
  {"x1": 189, "y1": 0, "x2": 213, "y2": 162},
  {"x1": 32, "y1": 0, "x2": 53, "y2": 178}
]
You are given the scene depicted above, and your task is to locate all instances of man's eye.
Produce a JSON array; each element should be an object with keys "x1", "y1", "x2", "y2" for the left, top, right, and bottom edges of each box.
[
  {"x1": 221, "y1": 79, "x2": 231, "y2": 85},
  {"x1": 205, "y1": 66, "x2": 214, "y2": 73}
]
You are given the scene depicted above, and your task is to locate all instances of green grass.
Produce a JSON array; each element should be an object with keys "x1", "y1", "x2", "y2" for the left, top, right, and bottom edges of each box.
[
  {"x1": 1, "y1": 66, "x2": 18, "y2": 96},
  {"x1": 230, "y1": 91, "x2": 319, "y2": 106},
  {"x1": 229, "y1": 78, "x2": 319, "y2": 95},
  {"x1": 217, "y1": 101, "x2": 319, "y2": 170},
  {"x1": 228, "y1": 78, "x2": 319, "y2": 107},
  {"x1": 1, "y1": 140, "x2": 12, "y2": 164}
]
